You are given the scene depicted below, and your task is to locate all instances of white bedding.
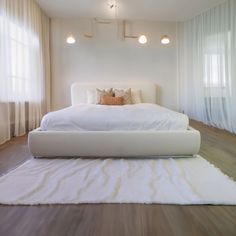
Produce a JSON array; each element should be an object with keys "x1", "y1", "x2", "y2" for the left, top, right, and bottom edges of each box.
[{"x1": 40, "y1": 103, "x2": 189, "y2": 131}]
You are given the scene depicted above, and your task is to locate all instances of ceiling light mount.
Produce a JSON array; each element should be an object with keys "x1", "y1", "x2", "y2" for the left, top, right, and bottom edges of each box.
[
  {"x1": 94, "y1": 18, "x2": 112, "y2": 24},
  {"x1": 109, "y1": 4, "x2": 115, "y2": 9},
  {"x1": 83, "y1": 18, "x2": 113, "y2": 39},
  {"x1": 108, "y1": 0, "x2": 117, "y2": 9},
  {"x1": 123, "y1": 21, "x2": 147, "y2": 44}
]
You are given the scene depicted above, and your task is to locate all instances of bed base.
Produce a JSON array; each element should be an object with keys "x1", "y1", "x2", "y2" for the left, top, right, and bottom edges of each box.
[{"x1": 28, "y1": 127, "x2": 200, "y2": 158}]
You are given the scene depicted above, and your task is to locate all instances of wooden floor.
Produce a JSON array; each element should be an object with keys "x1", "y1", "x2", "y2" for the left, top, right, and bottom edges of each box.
[{"x1": 0, "y1": 120, "x2": 236, "y2": 236}]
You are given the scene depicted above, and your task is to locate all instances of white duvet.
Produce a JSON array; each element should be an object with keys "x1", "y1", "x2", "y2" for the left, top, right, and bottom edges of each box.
[{"x1": 40, "y1": 103, "x2": 189, "y2": 131}]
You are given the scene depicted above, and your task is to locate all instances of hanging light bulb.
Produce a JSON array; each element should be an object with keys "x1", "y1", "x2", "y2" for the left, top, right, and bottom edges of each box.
[
  {"x1": 138, "y1": 35, "x2": 147, "y2": 44},
  {"x1": 161, "y1": 35, "x2": 170, "y2": 44},
  {"x1": 66, "y1": 36, "x2": 76, "y2": 44}
]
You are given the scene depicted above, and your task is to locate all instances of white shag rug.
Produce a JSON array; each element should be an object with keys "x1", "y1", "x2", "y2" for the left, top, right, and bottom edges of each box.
[{"x1": 0, "y1": 155, "x2": 236, "y2": 205}]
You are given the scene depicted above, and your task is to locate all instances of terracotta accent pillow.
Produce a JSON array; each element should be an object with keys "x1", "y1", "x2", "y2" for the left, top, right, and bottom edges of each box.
[
  {"x1": 100, "y1": 96, "x2": 124, "y2": 105},
  {"x1": 96, "y1": 88, "x2": 113, "y2": 104},
  {"x1": 114, "y1": 88, "x2": 132, "y2": 104}
]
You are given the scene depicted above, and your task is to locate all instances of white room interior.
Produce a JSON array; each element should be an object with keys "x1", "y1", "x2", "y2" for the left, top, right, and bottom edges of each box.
[{"x1": 0, "y1": 0, "x2": 235, "y2": 236}]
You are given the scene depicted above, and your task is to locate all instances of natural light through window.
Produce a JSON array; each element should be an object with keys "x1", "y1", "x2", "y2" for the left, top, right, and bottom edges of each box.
[
  {"x1": 203, "y1": 32, "x2": 231, "y2": 90},
  {"x1": 204, "y1": 53, "x2": 226, "y2": 88},
  {"x1": 0, "y1": 16, "x2": 40, "y2": 102}
]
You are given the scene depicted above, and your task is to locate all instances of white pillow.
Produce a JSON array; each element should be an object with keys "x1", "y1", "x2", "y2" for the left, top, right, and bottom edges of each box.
[
  {"x1": 131, "y1": 89, "x2": 142, "y2": 104},
  {"x1": 86, "y1": 90, "x2": 97, "y2": 104}
]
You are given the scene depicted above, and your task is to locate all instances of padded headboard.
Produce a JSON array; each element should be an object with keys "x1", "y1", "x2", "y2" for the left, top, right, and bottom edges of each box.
[{"x1": 71, "y1": 82, "x2": 157, "y2": 105}]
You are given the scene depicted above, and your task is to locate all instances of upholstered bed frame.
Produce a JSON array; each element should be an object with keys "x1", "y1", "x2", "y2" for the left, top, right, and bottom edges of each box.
[{"x1": 28, "y1": 82, "x2": 201, "y2": 157}]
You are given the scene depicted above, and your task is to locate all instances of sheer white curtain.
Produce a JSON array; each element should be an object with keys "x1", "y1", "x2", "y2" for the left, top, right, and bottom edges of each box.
[
  {"x1": 178, "y1": 0, "x2": 236, "y2": 133},
  {"x1": 0, "y1": 0, "x2": 50, "y2": 144}
]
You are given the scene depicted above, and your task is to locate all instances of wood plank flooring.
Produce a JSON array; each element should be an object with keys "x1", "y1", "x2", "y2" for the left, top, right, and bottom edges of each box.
[{"x1": 0, "y1": 120, "x2": 236, "y2": 236}]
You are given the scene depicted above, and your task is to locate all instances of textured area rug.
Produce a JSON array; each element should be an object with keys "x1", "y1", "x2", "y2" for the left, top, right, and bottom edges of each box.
[{"x1": 0, "y1": 155, "x2": 236, "y2": 205}]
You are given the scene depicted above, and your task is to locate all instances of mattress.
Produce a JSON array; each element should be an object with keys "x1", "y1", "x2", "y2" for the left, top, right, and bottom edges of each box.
[{"x1": 40, "y1": 103, "x2": 189, "y2": 131}]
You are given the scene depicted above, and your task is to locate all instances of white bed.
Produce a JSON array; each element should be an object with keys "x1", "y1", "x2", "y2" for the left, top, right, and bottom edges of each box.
[
  {"x1": 40, "y1": 103, "x2": 189, "y2": 132},
  {"x1": 28, "y1": 82, "x2": 201, "y2": 157}
]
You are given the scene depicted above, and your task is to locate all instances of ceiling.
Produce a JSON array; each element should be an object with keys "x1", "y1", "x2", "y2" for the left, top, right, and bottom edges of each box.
[{"x1": 36, "y1": 0, "x2": 225, "y2": 21}]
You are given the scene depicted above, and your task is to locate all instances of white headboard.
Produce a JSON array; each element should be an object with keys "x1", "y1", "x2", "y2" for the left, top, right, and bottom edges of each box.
[{"x1": 71, "y1": 82, "x2": 157, "y2": 105}]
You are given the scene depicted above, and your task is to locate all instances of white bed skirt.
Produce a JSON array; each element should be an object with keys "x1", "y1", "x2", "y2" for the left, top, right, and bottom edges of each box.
[{"x1": 28, "y1": 127, "x2": 201, "y2": 157}]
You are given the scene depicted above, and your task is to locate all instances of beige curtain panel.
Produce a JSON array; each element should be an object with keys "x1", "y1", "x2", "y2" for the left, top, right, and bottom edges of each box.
[{"x1": 0, "y1": 0, "x2": 51, "y2": 144}]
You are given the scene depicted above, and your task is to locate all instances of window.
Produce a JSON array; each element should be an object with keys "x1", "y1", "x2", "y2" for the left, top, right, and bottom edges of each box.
[
  {"x1": 0, "y1": 16, "x2": 40, "y2": 102},
  {"x1": 203, "y1": 32, "x2": 231, "y2": 90},
  {"x1": 204, "y1": 53, "x2": 226, "y2": 88}
]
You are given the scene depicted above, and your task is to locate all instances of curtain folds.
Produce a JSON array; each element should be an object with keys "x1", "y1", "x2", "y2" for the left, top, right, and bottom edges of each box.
[
  {"x1": 178, "y1": 0, "x2": 236, "y2": 133},
  {"x1": 0, "y1": 0, "x2": 50, "y2": 144}
]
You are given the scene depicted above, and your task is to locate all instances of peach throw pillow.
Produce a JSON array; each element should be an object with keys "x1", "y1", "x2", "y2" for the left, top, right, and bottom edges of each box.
[
  {"x1": 96, "y1": 88, "x2": 113, "y2": 104},
  {"x1": 114, "y1": 88, "x2": 132, "y2": 104},
  {"x1": 100, "y1": 96, "x2": 124, "y2": 105}
]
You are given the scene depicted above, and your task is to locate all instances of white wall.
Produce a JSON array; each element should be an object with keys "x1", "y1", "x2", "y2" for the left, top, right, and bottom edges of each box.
[{"x1": 50, "y1": 18, "x2": 178, "y2": 110}]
